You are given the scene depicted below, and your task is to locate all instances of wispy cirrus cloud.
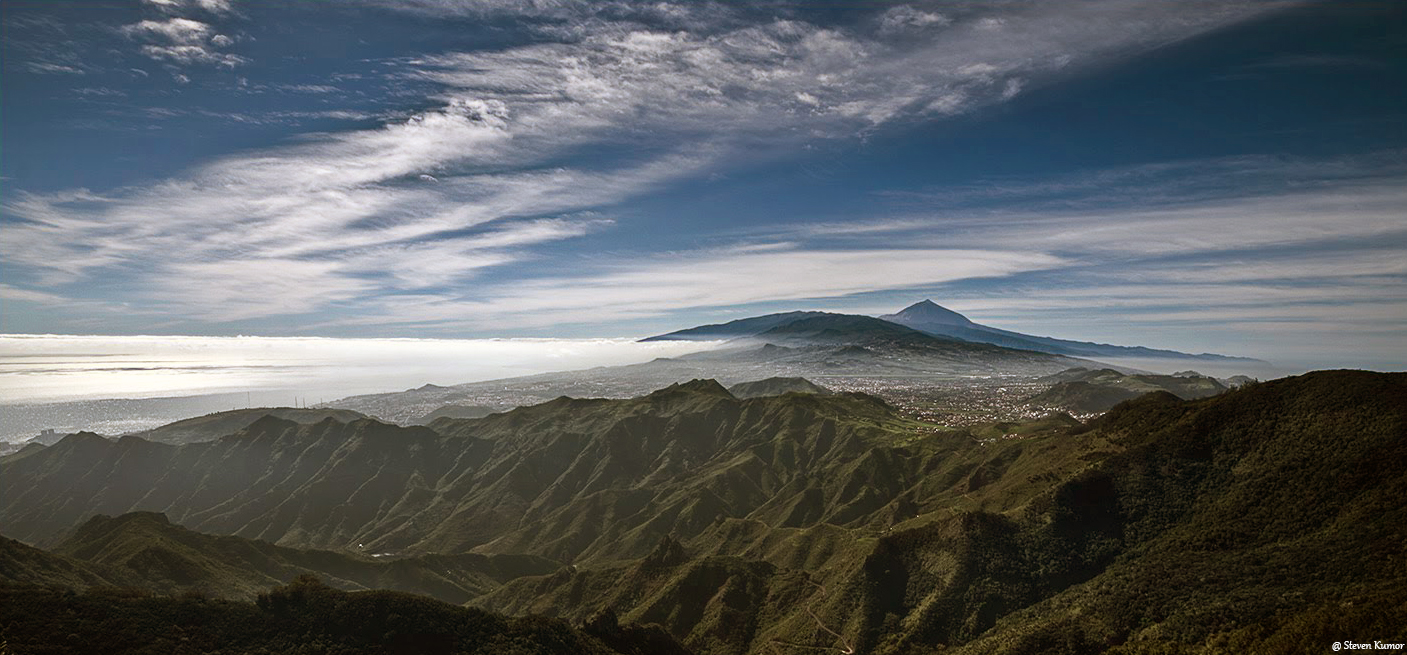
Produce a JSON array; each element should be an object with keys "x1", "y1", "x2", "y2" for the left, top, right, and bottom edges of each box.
[
  {"x1": 25, "y1": 61, "x2": 86, "y2": 75},
  {"x1": 5, "y1": 14, "x2": 100, "y2": 76},
  {"x1": 0, "y1": 285, "x2": 71, "y2": 304},
  {"x1": 409, "y1": 0, "x2": 1283, "y2": 137},
  {"x1": 2, "y1": 0, "x2": 1300, "y2": 334},
  {"x1": 794, "y1": 154, "x2": 1407, "y2": 259},
  {"x1": 310, "y1": 246, "x2": 1069, "y2": 331}
]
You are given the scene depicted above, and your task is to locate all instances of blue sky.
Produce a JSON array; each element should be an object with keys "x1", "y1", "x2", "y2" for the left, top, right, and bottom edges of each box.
[{"x1": 2, "y1": 0, "x2": 1404, "y2": 369}]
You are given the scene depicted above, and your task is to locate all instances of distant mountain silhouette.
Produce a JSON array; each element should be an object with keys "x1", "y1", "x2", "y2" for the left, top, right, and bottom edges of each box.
[
  {"x1": 639, "y1": 311, "x2": 832, "y2": 341},
  {"x1": 334, "y1": 311, "x2": 1091, "y2": 424},
  {"x1": 882, "y1": 299, "x2": 1264, "y2": 362}
]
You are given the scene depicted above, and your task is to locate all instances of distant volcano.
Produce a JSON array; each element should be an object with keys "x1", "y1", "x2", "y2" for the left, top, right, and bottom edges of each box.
[{"x1": 881, "y1": 300, "x2": 1262, "y2": 362}]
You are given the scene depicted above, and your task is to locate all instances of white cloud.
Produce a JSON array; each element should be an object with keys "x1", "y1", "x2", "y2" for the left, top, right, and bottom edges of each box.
[
  {"x1": 359, "y1": 0, "x2": 734, "y2": 31},
  {"x1": 129, "y1": 17, "x2": 209, "y2": 43},
  {"x1": 123, "y1": 16, "x2": 245, "y2": 68},
  {"x1": 142, "y1": 45, "x2": 246, "y2": 67},
  {"x1": 144, "y1": 0, "x2": 234, "y2": 14},
  {"x1": 25, "y1": 62, "x2": 85, "y2": 75},
  {"x1": 878, "y1": 5, "x2": 952, "y2": 34}
]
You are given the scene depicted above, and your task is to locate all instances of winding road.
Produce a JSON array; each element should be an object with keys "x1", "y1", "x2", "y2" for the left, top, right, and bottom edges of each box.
[{"x1": 767, "y1": 577, "x2": 856, "y2": 655}]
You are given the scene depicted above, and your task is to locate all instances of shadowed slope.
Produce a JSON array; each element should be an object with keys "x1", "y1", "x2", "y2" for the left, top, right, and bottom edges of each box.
[{"x1": 0, "y1": 575, "x2": 693, "y2": 655}]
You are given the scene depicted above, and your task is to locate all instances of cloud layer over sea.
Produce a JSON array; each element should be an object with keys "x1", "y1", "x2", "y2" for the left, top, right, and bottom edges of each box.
[{"x1": 0, "y1": 333, "x2": 716, "y2": 405}]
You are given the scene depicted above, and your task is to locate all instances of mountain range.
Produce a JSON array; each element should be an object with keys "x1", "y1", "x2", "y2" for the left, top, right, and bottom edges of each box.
[
  {"x1": 647, "y1": 300, "x2": 1260, "y2": 363},
  {"x1": 325, "y1": 302, "x2": 1267, "y2": 427},
  {"x1": 330, "y1": 311, "x2": 1094, "y2": 424},
  {"x1": 4, "y1": 370, "x2": 1404, "y2": 654}
]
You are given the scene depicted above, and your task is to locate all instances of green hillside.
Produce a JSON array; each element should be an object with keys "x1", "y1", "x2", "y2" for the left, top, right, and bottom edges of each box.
[{"x1": 2, "y1": 371, "x2": 1403, "y2": 654}]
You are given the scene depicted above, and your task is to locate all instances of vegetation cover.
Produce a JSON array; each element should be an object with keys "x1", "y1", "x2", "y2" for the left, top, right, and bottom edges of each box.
[{"x1": 2, "y1": 370, "x2": 1403, "y2": 654}]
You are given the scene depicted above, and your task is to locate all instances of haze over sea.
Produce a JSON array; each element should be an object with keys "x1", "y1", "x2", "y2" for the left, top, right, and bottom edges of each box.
[{"x1": 0, "y1": 334, "x2": 716, "y2": 442}]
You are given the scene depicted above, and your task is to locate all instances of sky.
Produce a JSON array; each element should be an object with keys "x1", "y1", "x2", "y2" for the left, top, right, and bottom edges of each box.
[{"x1": 2, "y1": 0, "x2": 1404, "y2": 370}]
